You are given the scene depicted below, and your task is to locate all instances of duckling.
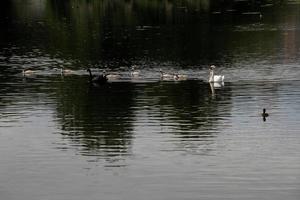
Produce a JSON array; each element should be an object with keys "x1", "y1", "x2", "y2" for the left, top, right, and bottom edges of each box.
[
  {"x1": 174, "y1": 73, "x2": 188, "y2": 81},
  {"x1": 160, "y1": 69, "x2": 173, "y2": 80},
  {"x1": 22, "y1": 69, "x2": 36, "y2": 76},
  {"x1": 131, "y1": 65, "x2": 140, "y2": 77},
  {"x1": 61, "y1": 67, "x2": 74, "y2": 75},
  {"x1": 105, "y1": 72, "x2": 121, "y2": 80}
]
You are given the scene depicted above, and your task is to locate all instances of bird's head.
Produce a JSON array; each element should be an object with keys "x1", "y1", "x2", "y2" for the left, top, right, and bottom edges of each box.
[{"x1": 210, "y1": 65, "x2": 216, "y2": 70}]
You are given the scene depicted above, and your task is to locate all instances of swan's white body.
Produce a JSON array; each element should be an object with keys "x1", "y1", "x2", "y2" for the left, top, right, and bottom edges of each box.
[
  {"x1": 209, "y1": 74, "x2": 224, "y2": 82},
  {"x1": 208, "y1": 66, "x2": 224, "y2": 83}
]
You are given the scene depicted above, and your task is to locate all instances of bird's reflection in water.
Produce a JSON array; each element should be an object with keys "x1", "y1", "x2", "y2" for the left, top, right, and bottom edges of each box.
[{"x1": 209, "y1": 82, "x2": 224, "y2": 97}]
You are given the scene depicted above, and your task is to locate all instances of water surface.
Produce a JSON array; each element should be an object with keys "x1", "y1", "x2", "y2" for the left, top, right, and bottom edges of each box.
[{"x1": 0, "y1": 1, "x2": 300, "y2": 200}]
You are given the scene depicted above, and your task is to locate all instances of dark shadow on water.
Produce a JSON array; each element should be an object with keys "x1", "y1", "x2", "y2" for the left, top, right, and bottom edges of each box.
[
  {"x1": 54, "y1": 76, "x2": 136, "y2": 162},
  {"x1": 53, "y1": 77, "x2": 232, "y2": 159}
]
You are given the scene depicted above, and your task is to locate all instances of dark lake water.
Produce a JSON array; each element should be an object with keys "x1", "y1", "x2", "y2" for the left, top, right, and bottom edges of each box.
[{"x1": 1, "y1": 0, "x2": 300, "y2": 200}]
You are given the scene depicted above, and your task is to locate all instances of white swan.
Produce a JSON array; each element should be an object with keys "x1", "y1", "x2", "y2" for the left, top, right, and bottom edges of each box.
[
  {"x1": 131, "y1": 65, "x2": 140, "y2": 77},
  {"x1": 208, "y1": 65, "x2": 224, "y2": 83}
]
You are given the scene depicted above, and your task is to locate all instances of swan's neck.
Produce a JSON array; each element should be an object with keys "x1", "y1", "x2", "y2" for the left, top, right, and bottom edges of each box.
[{"x1": 209, "y1": 70, "x2": 214, "y2": 82}]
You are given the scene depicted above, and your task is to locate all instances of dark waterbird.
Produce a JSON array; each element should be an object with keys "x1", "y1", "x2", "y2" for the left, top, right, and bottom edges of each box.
[
  {"x1": 261, "y1": 108, "x2": 269, "y2": 117},
  {"x1": 87, "y1": 68, "x2": 108, "y2": 85},
  {"x1": 262, "y1": 108, "x2": 269, "y2": 121}
]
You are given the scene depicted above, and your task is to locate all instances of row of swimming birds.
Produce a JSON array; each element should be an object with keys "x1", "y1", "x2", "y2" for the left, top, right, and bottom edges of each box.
[
  {"x1": 23, "y1": 65, "x2": 225, "y2": 83},
  {"x1": 22, "y1": 65, "x2": 269, "y2": 120}
]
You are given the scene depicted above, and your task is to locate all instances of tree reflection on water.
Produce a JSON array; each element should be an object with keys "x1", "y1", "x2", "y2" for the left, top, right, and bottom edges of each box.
[{"x1": 52, "y1": 76, "x2": 232, "y2": 159}]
